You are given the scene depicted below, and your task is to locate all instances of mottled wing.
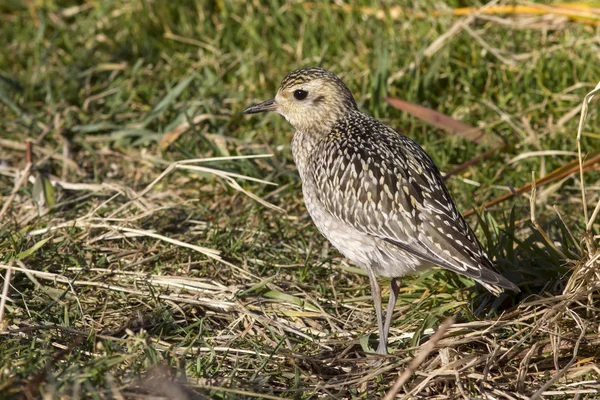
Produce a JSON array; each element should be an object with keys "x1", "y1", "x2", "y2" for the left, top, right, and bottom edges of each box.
[{"x1": 311, "y1": 115, "x2": 519, "y2": 293}]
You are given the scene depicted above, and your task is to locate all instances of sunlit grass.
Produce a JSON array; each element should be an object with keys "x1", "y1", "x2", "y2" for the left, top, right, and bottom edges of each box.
[{"x1": 0, "y1": 0, "x2": 599, "y2": 398}]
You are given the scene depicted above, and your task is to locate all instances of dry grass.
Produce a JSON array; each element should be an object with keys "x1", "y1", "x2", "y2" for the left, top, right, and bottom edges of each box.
[
  {"x1": 2, "y1": 84, "x2": 598, "y2": 398},
  {"x1": 1, "y1": 0, "x2": 600, "y2": 398}
]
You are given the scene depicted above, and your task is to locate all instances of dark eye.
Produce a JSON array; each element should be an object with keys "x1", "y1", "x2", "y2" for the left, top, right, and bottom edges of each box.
[{"x1": 293, "y1": 89, "x2": 308, "y2": 100}]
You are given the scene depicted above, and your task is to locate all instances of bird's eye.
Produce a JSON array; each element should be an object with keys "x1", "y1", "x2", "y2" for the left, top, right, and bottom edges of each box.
[{"x1": 293, "y1": 89, "x2": 308, "y2": 100}]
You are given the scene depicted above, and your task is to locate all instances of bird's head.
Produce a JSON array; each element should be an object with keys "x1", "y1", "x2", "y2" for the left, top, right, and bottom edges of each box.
[{"x1": 243, "y1": 67, "x2": 358, "y2": 132}]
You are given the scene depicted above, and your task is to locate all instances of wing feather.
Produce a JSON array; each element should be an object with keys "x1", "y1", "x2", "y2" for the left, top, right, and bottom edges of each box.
[{"x1": 311, "y1": 115, "x2": 519, "y2": 293}]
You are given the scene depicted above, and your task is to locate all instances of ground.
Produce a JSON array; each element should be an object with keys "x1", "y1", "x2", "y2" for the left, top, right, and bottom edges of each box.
[{"x1": 1, "y1": 1, "x2": 600, "y2": 399}]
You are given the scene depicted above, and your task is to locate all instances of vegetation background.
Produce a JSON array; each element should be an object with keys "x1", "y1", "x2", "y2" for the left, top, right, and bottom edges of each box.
[{"x1": 1, "y1": 0, "x2": 599, "y2": 398}]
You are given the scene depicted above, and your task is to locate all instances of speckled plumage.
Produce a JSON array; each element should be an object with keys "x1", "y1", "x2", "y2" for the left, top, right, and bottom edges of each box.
[{"x1": 244, "y1": 66, "x2": 519, "y2": 355}]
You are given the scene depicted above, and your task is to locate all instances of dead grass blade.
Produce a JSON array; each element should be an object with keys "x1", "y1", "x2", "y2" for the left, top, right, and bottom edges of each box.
[
  {"x1": 303, "y1": 2, "x2": 600, "y2": 26},
  {"x1": 576, "y1": 81, "x2": 600, "y2": 236},
  {"x1": 451, "y1": 4, "x2": 600, "y2": 26},
  {"x1": 158, "y1": 114, "x2": 228, "y2": 150},
  {"x1": 186, "y1": 383, "x2": 288, "y2": 400},
  {"x1": 0, "y1": 263, "x2": 236, "y2": 312},
  {"x1": 530, "y1": 172, "x2": 568, "y2": 260},
  {"x1": 444, "y1": 145, "x2": 507, "y2": 179},
  {"x1": 26, "y1": 221, "x2": 236, "y2": 274},
  {"x1": 108, "y1": 155, "x2": 281, "y2": 218},
  {"x1": 0, "y1": 262, "x2": 12, "y2": 327},
  {"x1": 0, "y1": 138, "x2": 81, "y2": 174},
  {"x1": 529, "y1": 328, "x2": 586, "y2": 400},
  {"x1": 0, "y1": 142, "x2": 32, "y2": 219},
  {"x1": 383, "y1": 317, "x2": 454, "y2": 400},
  {"x1": 464, "y1": 149, "x2": 600, "y2": 217},
  {"x1": 385, "y1": 97, "x2": 503, "y2": 147}
]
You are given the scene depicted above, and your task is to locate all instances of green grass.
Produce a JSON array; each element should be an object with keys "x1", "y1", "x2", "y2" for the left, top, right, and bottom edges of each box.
[{"x1": 1, "y1": 0, "x2": 600, "y2": 398}]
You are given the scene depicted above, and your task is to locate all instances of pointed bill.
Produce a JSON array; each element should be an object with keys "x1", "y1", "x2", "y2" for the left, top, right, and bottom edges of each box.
[{"x1": 243, "y1": 99, "x2": 277, "y2": 114}]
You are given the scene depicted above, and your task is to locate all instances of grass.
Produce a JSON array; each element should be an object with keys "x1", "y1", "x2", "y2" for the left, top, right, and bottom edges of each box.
[{"x1": 1, "y1": 0, "x2": 600, "y2": 398}]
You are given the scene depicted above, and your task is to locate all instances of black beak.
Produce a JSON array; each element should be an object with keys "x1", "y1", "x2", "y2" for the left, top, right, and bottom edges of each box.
[{"x1": 243, "y1": 99, "x2": 277, "y2": 114}]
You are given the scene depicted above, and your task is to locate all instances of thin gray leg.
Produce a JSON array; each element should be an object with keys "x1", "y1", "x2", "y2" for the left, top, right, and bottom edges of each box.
[
  {"x1": 379, "y1": 278, "x2": 401, "y2": 355},
  {"x1": 367, "y1": 268, "x2": 385, "y2": 355}
]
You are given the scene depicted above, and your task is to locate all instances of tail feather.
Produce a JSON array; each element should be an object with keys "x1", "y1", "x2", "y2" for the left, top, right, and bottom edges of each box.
[{"x1": 479, "y1": 278, "x2": 520, "y2": 297}]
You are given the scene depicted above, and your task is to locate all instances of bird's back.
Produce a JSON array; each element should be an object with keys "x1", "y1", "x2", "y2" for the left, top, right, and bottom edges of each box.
[{"x1": 302, "y1": 110, "x2": 518, "y2": 294}]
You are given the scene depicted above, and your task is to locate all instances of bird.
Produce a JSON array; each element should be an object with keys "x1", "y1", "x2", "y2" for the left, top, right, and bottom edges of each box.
[{"x1": 243, "y1": 66, "x2": 519, "y2": 355}]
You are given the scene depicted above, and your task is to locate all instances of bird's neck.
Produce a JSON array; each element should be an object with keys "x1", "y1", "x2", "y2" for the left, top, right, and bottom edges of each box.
[
  {"x1": 291, "y1": 128, "x2": 326, "y2": 181},
  {"x1": 291, "y1": 110, "x2": 364, "y2": 180}
]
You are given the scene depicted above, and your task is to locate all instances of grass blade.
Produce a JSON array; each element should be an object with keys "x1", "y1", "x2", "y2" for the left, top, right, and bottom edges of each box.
[
  {"x1": 464, "y1": 149, "x2": 600, "y2": 217},
  {"x1": 385, "y1": 97, "x2": 502, "y2": 146},
  {"x1": 137, "y1": 75, "x2": 195, "y2": 129}
]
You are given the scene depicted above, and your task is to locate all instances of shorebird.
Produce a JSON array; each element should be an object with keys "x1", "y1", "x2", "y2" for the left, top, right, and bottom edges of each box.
[{"x1": 244, "y1": 66, "x2": 519, "y2": 355}]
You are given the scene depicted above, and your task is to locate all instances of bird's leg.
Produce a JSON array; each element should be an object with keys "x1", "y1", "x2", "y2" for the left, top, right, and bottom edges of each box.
[
  {"x1": 379, "y1": 278, "x2": 401, "y2": 355},
  {"x1": 367, "y1": 268, "x2": 385, "y2": 355}
]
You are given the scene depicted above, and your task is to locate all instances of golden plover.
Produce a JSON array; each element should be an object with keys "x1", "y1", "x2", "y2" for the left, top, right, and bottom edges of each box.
[{"x1": 244, "y1": 66, "x2": 519, "y2": 355}]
